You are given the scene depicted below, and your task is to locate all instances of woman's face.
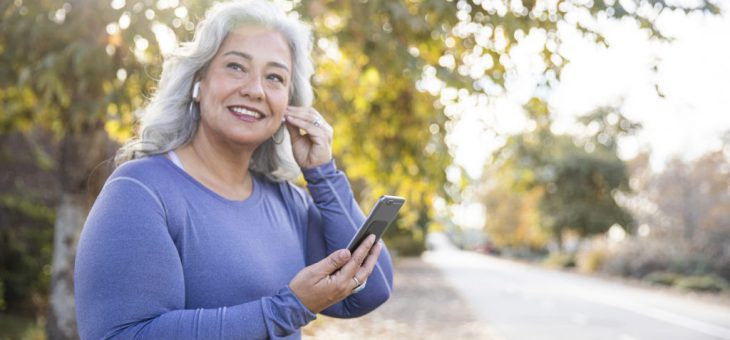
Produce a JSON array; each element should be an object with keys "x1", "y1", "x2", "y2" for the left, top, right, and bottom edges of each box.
[{"x1": 197, "y1": 26, "x2": 292, "y2": 149}]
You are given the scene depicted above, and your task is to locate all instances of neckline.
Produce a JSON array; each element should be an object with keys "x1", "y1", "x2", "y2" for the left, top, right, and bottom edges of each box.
[
  {"x1": 155, "y1": 154, "x2": 262, "y2": 207},
  {"x1": 167, "y1": 150, "x2": 185, "y2": 170}
]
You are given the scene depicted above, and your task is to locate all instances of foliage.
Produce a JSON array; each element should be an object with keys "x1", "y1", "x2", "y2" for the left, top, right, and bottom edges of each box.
[
  {"x1": 601, "y1": 140, "x2": 730, "y2": 287},
  {"x1": 0, "y1": 1, "x2": 195, "y2": 333},
  {"x1": 650, "y1": 152, "x2": 730, "y2": 239},
  {"x1": 673, "y1": 274, "x2": 729, "y2": 293},
  {"x1": 543, "y1": 252, "x2": 576, "y2": 269},
  {"x1": 0, "y1": 132, "x2": 57, "y2": 316},
  {"x1": 643, "y1": 271, "x2": 680, "y2": 286},
  {"x1": 300, "y1": 0, "x2": 456, "y2": 240},
  {"x1": 482, "y1": 99, "x2": 636, "y2": 250},
  {"x1": 600, "y1": 232, "x2": 730, "y2": 281},
  {"x1": 0, "y1": 313, "x2": 46, "y2": 340},
  {"x1": 0, "y1": 0, "x2": 197, "y2": 193},
  {"x1": 382, "y1": 227, "x2": 426, "y2": 257},
  {"x1": 576, "y1": 244, "x2": 609, "y2": 273},
  {"x1": 299, "y1": 0, "x2": 717, "y2": 248},
  {"x1": 483, "y1": 169, "x2": 547, "y2": 249}
]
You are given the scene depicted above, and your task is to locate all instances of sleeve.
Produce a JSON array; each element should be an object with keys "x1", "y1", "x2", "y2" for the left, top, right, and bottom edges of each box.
[
  {"x1": 300, "y1": 160, "x2": 394, "y2": 318},
  {"x1": 74, "y1": 177, "x2": 316, "y2": 340}
]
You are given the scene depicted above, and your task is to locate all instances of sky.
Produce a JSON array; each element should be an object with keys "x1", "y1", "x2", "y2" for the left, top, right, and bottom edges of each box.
[{"x1": 448, "y1": 3, "x2": 730, "y2": 180}]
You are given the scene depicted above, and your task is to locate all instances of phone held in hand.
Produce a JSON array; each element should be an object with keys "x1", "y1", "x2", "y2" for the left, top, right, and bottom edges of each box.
[{"x1": 346, "y1": 195, "x2": 405, "y2": 253}]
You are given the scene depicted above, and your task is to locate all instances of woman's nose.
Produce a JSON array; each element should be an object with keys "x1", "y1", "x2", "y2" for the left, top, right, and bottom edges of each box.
[{"x1": 239, "y1": 75, "x2": 264, "y2": 100}]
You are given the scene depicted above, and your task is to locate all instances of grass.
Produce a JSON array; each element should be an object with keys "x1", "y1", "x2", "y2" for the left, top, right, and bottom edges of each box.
[{"x1": 0, "y1": 314, "x2": 46, "y2": 340}]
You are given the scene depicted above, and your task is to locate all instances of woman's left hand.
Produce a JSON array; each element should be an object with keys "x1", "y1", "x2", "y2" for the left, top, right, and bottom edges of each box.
[{"x1": 284, "y1": 106, "x2": 333, "y2": 169}]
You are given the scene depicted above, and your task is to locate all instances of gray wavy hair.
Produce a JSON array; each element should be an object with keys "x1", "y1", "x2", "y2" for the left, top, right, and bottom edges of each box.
[{"x1": 115, "y1": 0, "x2": 314, "y2": 182}]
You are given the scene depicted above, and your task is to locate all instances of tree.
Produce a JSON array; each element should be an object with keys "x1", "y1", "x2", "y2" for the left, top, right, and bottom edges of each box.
[
  {"x1": 1, "y1": 1, "x2": 191, "y2": 337},
  {"x1": 650, "y1": 150, "x2": 730, "y2": 239},
  {"x1": 296, "y1": 0, "x2": 719, "y2": 249},
  {"x1": 0, "y1": 130, "x2": 56, "y2": 318},
  {"x1": 609, "y1": 135, "x2": 730, "y2": 281},
  {"x1": 298, "y1": 1, "x2": 458, "y2": 247},
  {"x1": 483, "y1": 99, "x2": 636, "y2": 250},
  {"x1": 540, "y1": 107, "x2": 638, "y2": 245},
  {"x1": 482, "y1": 167, "x2": 547, "y2": 250}
]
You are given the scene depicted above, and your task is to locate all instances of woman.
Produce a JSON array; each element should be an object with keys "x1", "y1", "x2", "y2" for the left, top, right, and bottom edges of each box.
[{"x1": 74, "y1": 1, "x2": 393, "y2": 339}]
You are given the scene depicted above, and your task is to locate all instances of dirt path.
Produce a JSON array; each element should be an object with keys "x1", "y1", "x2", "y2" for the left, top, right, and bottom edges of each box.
[{"x1": 302, "y1": 257, "x2": 495, "y2": 339}]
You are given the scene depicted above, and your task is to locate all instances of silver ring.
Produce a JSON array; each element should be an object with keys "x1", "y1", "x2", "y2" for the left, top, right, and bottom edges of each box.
[
  {"x1": 352, "y1": 278, "x2": 367, "y2": 294},
  {"x1": 353, "y1": 276, "x2": 361, "y2": 286},
  {"x1": 312, "y1": 117, "x2": 322, "y2": 127}
]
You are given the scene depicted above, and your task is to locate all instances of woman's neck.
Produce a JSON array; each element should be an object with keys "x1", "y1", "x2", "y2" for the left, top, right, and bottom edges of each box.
[{"x1": 176, "y1": 128, "x2": 255, "y2": 201}]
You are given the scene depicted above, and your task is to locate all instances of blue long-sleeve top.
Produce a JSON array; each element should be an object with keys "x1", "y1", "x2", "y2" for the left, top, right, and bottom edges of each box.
[{"x1": 74, "y1": 155, "x2": 393, "y2": 339}]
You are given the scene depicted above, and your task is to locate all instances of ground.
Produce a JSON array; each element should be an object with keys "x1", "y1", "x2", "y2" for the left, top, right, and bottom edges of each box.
[{"x1": 302, "y1": 257, "x2": 495, "y2": 339}]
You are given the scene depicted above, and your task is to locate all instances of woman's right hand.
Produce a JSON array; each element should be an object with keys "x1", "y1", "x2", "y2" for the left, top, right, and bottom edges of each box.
[{"x1": 289, "y1": 234, "x2": 382, "y2": 313}]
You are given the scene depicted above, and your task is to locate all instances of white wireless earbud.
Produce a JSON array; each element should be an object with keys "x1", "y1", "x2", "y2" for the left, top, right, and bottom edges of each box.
[{"x1": 192, "y1": 81, "x2": 200, "y2": 100}]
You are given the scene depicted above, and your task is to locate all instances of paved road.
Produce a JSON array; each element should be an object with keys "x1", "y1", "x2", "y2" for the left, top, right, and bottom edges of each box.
[
  {"x1": 303, "y1": 258, "x2": 494, "y2": 339},
  {"x1": 424, "y1": 234, "x2": 730, "y2": 340}
]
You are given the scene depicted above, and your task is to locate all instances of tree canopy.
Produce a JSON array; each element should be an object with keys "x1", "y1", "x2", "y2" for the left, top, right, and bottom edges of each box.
[{"x1": 483, "y1": 99, "x2": 638, "y2": 250}]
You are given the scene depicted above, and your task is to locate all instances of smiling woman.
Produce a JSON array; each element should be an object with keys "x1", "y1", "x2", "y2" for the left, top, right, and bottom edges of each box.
[{"x1": 73, "y1": 1, "x2": 394, "y2": 339}]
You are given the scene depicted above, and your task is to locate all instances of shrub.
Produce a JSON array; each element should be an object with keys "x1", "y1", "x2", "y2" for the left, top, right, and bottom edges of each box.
[
  {"x1": 384, "y1": 229, "x2": 426, "y2": 257},
  {"x1": 674, "y1": 275, "x2": 730, "y2": 293},
  {"x1": 543, "y1": 252, "x2": 576, "y2": 268},
  {"x1": 643, "y1": 271, "x2": 680, "y2": 286},
  {"x1": 577, "y1": 246, "x2": 609, "y2": 273},
  {"x1": 598, "y1": 239, "x2": 663, "y2": 278}
]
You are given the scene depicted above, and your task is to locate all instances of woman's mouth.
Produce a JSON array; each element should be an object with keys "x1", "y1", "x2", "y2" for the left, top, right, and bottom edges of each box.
[{"x1": 229, "y1": 106, "x2": 262, "y2": 122}]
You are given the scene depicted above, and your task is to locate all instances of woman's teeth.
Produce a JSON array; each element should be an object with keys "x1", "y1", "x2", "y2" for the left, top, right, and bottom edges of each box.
[{"x1": 230, "y1": 106, "x2": 261, "y2": 119}]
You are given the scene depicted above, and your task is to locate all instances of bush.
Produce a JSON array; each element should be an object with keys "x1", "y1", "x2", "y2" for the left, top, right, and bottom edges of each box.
[
  {"x1": 599, "y1": 238, "x2": 676, "y2": 279},
  {"x1": 674, "y1": 275, "x2": 730, "y2": 293},
  {"x1": 577, "y1": 246, "x2": 608, "y2": 273},
  {"x1": 0, "y1": 313, "x2": 46, "y2": 340},
  {"x1": 643, "y1": 271, "x2": 680, "y2": 286},
  {"x1": 543, "y1": 252, "x2": 576, "y2": 268},
  {"x1": 384, "y1": 228, "x2": 426, "y2": 257}
]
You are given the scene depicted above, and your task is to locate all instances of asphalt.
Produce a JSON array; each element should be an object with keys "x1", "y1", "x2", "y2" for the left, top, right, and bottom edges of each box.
[{"x1": 423, "y1": 239, "x2": 730, "y2": 340}]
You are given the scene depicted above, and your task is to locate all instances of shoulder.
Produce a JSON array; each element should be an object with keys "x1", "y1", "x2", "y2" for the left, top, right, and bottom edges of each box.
[
  {"x1": 106, "y1": 155, "x2": 178, "y2": 190},
  {"x1": 98, "y1": 155, "x2": 178, "y2": 207},
  {"x1": 111, "y1": 155, "x2": 170, "y2": 181}
]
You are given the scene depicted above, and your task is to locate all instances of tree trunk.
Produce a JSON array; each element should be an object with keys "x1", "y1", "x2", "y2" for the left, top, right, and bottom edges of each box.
[
  {"x1": 47, "y1": 125, "x2": 114, "y2": 340},
  {"x1": 47, "y1": 194, "x2": 85, "y2": 340}
]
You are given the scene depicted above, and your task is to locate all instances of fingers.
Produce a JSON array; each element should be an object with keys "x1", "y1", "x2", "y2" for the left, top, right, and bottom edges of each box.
[
  {"x1": 312, "y1": 249, "x2": 351, "y2": 277},
  {"x1": 288, "y1": 236, "x2": 383, "y2": 313},
  {"x1": 285, "y1": 106, "x2": 333, "y2": 137},
  {"x1": 284, "y1": 106, "x2": 334, "y2": 169},
  {"x1": 336, "y1": 234, "x2": 377, "y2": 280},
  {"x1": 353, "y1": 241, "x2": 382, "y2": 289}
]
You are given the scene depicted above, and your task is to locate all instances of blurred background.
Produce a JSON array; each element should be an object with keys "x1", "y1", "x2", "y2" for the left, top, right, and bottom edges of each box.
[{"x1": 1, "y1": 0, "x2": 729, "y2": 339}]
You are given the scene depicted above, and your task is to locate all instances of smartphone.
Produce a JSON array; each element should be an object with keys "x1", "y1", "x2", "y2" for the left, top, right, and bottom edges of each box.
[{"x1": 346, "y1": 195, "x2": 405, "y2": 253}]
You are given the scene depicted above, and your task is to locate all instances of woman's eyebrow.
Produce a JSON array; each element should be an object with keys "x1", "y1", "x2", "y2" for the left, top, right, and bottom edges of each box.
[{"x1": 223, "y1": 50, "x2": 290, "y2": 73}]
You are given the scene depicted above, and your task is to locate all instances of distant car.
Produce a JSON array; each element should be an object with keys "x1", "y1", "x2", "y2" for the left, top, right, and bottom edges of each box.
[{"x1": 474, "y1": 241, "x2": 501, "y2": 256}]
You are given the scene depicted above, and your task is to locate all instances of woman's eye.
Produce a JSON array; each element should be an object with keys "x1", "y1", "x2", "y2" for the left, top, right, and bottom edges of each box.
[
  {"x1": 267, "y1": 74, "x2": 284, "y2": 83},
  {"x1": 227, "y1": 63, "x2": 245, "y2": 72}
]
